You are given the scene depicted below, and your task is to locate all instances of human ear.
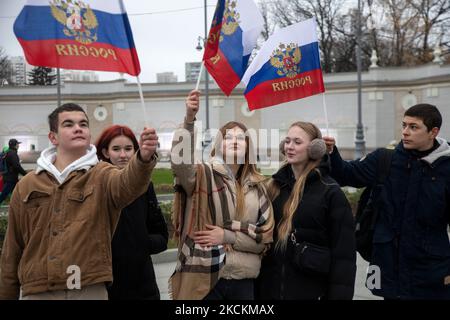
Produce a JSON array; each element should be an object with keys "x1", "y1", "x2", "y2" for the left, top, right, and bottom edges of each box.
[
  {"x1": 48, "y1": 131, "x2": 58, "y2": 146},
  {"x1": 102, "y1": 148, "x2": 110, "y2": 159},
  {"x1": 430, "y1": 127, "x2": 439, "y2": 139}
]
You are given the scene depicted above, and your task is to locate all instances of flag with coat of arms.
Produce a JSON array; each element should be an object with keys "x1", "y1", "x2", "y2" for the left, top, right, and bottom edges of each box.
[
  {"x1": 242, "y1": 18, "x2": 325, "y2": 110},
  {"x1": 203, "y1": 0, "x2": 263, "y2": 96},
  {"x1": 14, "y1": 0, "x2": 140, "y2": 76}
]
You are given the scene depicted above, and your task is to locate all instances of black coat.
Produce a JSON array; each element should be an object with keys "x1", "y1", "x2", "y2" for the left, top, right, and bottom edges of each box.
[
  {"x1": 257, "y1": 159, "x2": 356, "y2": 300},
  {"x1": 107, "y1": 182, "x2": 168, "y2": 300},
  {"x1": 3, "y1": 149, "x2": 27, "y2": 183},
  {"x1": 330, "y1": 141, "x2": 450, "y2": 299}
]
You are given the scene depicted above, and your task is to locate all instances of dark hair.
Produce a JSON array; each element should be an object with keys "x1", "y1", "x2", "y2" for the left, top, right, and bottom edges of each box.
[
  {"x1": 404, "y1": 103, "x2": 442, "y2": 131},
  {"x1": 95, "y1": 125, "x2": 139, "y2": 162},
  {"x1": 48, "y1": 103, "x2": 88, "y2": 132}
]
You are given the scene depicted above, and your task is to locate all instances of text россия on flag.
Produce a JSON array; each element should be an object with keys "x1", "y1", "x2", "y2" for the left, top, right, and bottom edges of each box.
[
  {"x1": 242, "y1": 18, "x2": 325, "y2": 110},
  {"x1": 14, "y1": 0, "x2": 140, "y2": 76}
]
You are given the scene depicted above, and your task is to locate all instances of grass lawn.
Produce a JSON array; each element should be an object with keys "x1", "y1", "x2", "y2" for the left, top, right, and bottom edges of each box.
[
  {"x1": 151, "y1": 168, "x2": 174, "y2": 185},
  {"x1": 151, "y1": 168, "x2": 174, "y2": 194}
]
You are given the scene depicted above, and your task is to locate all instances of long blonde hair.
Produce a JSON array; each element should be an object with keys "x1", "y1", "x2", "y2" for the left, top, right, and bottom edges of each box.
[
  {"x1": 275, "y1": 122, "x2": 323, "y2": 251},
  {"x1": 210, "y1": 121, "x2": 264, "y2": 220}
]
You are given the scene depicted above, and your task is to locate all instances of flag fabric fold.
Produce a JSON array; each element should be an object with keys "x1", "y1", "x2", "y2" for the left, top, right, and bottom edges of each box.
[
  {"x1": 242, "y1": 18, "x2": 325, "y2": 110},
  {"x1": 14, "y1": 0, "x2": 140, "y2": 76},
  {"x1": 203, "y1": 0, "x2": 263, "y2": 96}
]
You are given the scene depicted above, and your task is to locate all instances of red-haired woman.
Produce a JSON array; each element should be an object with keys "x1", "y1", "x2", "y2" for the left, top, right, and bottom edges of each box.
[{"x1": 96, "y1": 125, "x2": 168, "y2": 300}]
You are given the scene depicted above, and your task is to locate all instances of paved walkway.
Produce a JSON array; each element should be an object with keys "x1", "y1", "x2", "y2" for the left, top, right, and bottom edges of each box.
[{"x1": 152, "y1": 249, "x2": 382, "y2": 300}]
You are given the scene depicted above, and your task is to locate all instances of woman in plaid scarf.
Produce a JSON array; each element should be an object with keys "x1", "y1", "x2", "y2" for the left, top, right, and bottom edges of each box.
[{"x1": 169, "y1": 90, "x2": 274, "y2": 300}]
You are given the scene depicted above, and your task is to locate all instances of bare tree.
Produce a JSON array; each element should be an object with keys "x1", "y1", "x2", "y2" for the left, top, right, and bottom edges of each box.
[
  {"x1": 375, "y1": 0, "x2": 421, "y2": 66},
  {"x1": 0, "y1": 48, "x2": 12, "y2": 85},
  {"x1": 258, "y1": 0, "x2": 274, "y2": 41},
  {"x1": 266, "y1": 0, "x2": 450, "y2": 71},
  {"x1": 271, "y1": 0, "x2": 347, "y2": 73},
  {"x1": 408, "y1": 0, "x2": 450, "y2": 62}
]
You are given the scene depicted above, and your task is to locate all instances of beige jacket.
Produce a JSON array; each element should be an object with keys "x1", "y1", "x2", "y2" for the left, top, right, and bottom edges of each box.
[{"x1": 171, "y1": 120, "x2": 272, "y2": 281}]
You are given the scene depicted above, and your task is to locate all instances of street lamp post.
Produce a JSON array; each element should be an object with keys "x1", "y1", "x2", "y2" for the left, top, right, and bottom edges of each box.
[{"x1": 355, "y1": 0, "x2": 366, "y2": 159}]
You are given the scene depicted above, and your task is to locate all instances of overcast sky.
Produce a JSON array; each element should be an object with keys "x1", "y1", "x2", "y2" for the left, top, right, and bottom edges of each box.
[{"x1": 0, "y1": 0, "x2": 221, "y2": 83}]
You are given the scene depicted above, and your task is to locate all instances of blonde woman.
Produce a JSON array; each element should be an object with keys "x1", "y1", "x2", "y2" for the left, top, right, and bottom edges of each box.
[
  {"x1": 256, "y1": 122, "x2": 356, "y2": 300},
  {"x1": 169, "y1": 90, "x2": 274, "y2": 300}
]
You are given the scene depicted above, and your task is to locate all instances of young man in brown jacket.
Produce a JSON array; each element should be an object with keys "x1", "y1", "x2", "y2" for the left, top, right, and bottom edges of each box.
[{"x1": 0, "y1": 103, "x2": 159, "y2": 300}]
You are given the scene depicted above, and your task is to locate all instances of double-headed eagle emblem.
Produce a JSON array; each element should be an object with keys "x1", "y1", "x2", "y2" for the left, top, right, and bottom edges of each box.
[
  {"x1": 50, "y1": 0, "x2": 98, "y2": 45},
  {"x1": 221, "y1": 0, "x2": 240, "y2": 41},
  {"x1": 270, "y1": 43, "x2": 302, "y2": 78}
]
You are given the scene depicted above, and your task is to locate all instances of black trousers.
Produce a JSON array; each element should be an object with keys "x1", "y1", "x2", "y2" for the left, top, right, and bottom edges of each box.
[{"x1": 204, "y1": 278, "x2": 254, "y2": 300}]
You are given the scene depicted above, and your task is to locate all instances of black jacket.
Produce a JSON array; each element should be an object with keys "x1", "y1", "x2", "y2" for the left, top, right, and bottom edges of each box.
[
  {"x1": 330, "y1": 141, "x2": 450, "y2": 299},
  {"x1": 257, "y1": 159, "x2": 356, "y2": 300},
  {"x1": 3, "y1": 149, "x2": 27, "y2": 183},
  {"x1": 107, "y1": 182, "x2": 168, "y2": 300}
]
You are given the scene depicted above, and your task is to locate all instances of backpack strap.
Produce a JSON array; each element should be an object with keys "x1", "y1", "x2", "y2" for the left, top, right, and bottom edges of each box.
[{"x1": 375, "y1": 148, "x2": 395, "y2": 185}]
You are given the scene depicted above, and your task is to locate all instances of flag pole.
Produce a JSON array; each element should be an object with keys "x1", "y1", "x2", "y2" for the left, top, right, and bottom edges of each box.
[
  {"x1": 322, "y1": 93, "x2": 330, "y2": 136},
  {"x1": 57, "y1": 68, "x2": 61, "y2": 107},
  {"x1": 136, "y1": 76, "x2": 149, "y2": 128},
  {"x1": 195, "y1": 61, "x2": 204, "y2": 91}
]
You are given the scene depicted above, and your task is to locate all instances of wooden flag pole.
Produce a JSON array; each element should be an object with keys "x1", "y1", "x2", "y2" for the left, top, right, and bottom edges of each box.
[{"x1": 136, "y1": 76, "x2": 149, "y2": 128}]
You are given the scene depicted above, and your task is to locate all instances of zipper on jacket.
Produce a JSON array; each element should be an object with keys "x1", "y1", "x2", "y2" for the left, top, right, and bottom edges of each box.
[{"x1": 301, "y1": 244, "x2": 308, "y2": 254}]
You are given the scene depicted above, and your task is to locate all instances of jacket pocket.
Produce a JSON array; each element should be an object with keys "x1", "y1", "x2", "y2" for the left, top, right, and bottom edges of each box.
[
  {"x1": 66, "y1": 186, "x2": 95, "y2": 221},
  {"x1": 22, "y1": 190, "x2": 52, "y2": 239},
  {"x1": 292, "y1": 242, "x2": 331, "y2": 276}
]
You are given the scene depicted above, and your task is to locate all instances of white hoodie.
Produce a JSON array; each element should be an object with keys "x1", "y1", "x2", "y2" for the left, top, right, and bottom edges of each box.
[
  {"x1": 422, "y1": 137, "x2": 450, "y2": 165},
  {"x1": 36, "y1": 144, "x2": 99, "y2": 184}
]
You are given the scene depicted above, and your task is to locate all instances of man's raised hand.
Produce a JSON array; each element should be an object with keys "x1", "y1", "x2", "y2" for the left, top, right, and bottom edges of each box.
[{"x1": 139, "y1": 127, "x2": 158, "y2": 161}]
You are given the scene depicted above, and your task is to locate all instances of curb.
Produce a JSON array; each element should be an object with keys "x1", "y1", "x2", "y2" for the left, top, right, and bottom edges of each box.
[{"x1": 151, "y1": 248, "x2": 178, "y2": 264}]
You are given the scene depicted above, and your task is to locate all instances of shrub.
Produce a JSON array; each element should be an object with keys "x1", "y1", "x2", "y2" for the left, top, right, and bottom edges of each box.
[
  {"x1": 160, "y1": 200, "x2": 174, "y2": 235},
  {"x1": 0, "y1": 215, "x2": 8, "y2": 256},
  {"x1": 342, "y1": 187, "x2": 364, "y2": 216},
  {"x1": 154, "y1": 184, "x2": 174, "y2": 195}
]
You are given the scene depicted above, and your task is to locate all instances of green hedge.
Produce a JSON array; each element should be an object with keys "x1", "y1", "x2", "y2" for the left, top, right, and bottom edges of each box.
[
  {"x1": 342, "y1": 187, "x2": 364, "y2": 216},
  {"x1": 0, "y1": 215, "x2": 7, "y2": 256},
  {"x1": 0, "y1": 188, "x2": 364, "y2": 255},
  {"x1": 151, "y1": 169, "x2": 173, "y2": 186}
]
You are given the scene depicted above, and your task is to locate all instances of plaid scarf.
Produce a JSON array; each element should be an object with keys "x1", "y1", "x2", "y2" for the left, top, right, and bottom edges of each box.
[{"x1": 169, "y1": 162, "x2": 273, "y2": 300}]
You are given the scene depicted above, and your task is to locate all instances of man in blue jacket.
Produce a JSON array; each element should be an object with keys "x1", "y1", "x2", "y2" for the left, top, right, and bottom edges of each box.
[{"x1": 323, "y1": 103, "x2": 450, "y2": 300}]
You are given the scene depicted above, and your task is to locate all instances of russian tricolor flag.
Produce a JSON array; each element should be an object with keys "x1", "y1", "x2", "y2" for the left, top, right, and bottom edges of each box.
[
  {"x1": 14, "y1": 0, "x2": 140, "y2": 76},
  {"x1": 242, "y1": 18, "x2": 325, "y2": 110},
  {"x1": 203, "y1": 0, "x2": 263, "y2": 96}
]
